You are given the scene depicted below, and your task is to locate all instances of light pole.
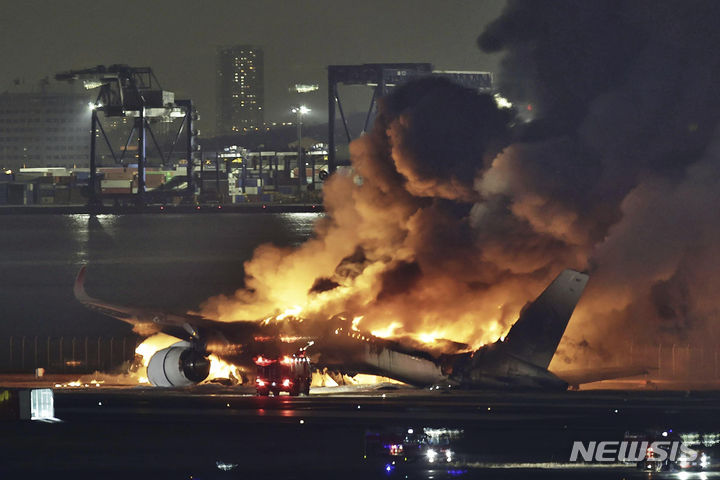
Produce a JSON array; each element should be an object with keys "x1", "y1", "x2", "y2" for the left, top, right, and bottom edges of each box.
[{"x1": 291, "y1": 105, "x2": 311, "y2": 194}]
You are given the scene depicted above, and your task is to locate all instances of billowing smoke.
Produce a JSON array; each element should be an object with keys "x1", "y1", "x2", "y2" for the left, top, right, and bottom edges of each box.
[
  {"x1": 202, "y1": 0, "x2": 720, "y2": 369},
  {"x1": 478, "y1": 0, "x2": 720, "y2": 366},
  {"x1": 201, "y1": 77, "x2": 542, "y2": 349}
]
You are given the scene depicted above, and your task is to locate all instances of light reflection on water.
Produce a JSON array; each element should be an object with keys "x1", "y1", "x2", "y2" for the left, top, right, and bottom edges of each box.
[
  {"x1": 0, "y1": 212, "x2": 322, "y2": 267},
  {"x1": 0, "y1": 213, "x2": 321, "y2": 336},
  {"x1": 67, "y1": 214, "x2": 119, "y2": 264}
]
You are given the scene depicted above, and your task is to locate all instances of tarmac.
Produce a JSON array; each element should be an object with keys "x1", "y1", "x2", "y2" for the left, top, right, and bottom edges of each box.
[{"x1": 3, "y1": 375, "x2": 720, "y2": 478}]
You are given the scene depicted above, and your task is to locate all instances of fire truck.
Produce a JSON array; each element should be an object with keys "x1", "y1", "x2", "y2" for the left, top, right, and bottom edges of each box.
[{"x1": 254, "y1": 354, "x2": 312, "y2": 396}]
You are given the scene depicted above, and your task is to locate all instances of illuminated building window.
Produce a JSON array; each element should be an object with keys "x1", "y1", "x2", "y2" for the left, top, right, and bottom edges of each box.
[{"x1": 217, "y1": 45, "x2": 264, "y2": 135}]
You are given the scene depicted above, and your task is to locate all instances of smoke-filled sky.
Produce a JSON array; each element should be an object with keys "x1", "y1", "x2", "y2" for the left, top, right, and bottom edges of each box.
[
  {"x1": 202, "y1": 0, "x2": 720, "y2": 370},
  {"x1": 0, "y1": 0, "x2": 504, "y2": 135},
  {"x1": 478, "y1": 0, "x2": 720, "y2": 365}
]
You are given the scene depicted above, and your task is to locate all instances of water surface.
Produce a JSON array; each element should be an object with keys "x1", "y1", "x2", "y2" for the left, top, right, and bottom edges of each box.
[{"x1": 0, "y1": 213, "x2": 320, "y2": 336}]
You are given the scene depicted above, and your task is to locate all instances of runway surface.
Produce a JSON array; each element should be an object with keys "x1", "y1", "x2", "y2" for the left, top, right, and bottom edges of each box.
[{"x1": 4, "y1": 381, "x2": 720, "y2": 478}]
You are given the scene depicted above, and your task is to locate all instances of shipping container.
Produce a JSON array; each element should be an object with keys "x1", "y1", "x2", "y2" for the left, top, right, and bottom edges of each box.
[
  {"x1": 7, "y1": 183, "x2": 26, "y2": 205},
  {"x1": 69, "y1": 187, "x2": 85, "y2": 204},
  {"x1": 103, "y1": 172, "x2": 135, "y2": 181},
  {"x1": 239, "y1": 178, "x2": 261, "y2": 187},
  {"x1": 54, "y1": 176, "x2": 72, "y2": 185},
  {"x1": 38, "y1": 185, "x2": 55, "y2": 197},
  {"x1": 101, "y1": 180, "x2": 133, "y2": 189},
  {"x1": 54, "y1": 185, "x2": 70, "y2": 204},
  {"x1": 145, "y1": 175, "x2": 165, "y2": 189},
  {"x1": 102, "y1": 188, "x2": 132, "y2": 194}
]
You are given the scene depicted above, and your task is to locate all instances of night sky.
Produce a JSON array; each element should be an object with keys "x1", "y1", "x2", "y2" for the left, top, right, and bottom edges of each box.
[{"x1": 0, "y1": 0, "x2": 504, "y2": 134}]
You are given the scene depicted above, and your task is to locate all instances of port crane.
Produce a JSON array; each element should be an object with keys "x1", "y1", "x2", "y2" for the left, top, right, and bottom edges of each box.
[{"x1": 56, "y1": 65, "x2": 199, "y2": 206}]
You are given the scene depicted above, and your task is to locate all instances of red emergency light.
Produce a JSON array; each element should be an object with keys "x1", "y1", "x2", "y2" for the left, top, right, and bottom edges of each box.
[{"x1": 254, "y1": 355, "x2": 277, "y2": 366}]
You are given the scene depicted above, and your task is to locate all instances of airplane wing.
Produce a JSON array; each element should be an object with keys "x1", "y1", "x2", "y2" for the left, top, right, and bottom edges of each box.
[
  {"x1": 74, "y1": 266, "x2": 288, "y2": 387},
  {"x1": 552, "y1": 365, "x2": 650, "y2": 388},
  {"x1": 74, "y1": 266, "x2": 260, "y2": 342},
  {"x1": 74, "y1": 265, "x2": 159, "y2": 329}
]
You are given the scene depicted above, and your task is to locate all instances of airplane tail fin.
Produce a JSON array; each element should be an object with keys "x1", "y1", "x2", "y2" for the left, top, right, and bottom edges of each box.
[{"x1": 502, "y1": 269, "x2": 589, "y2": 370}]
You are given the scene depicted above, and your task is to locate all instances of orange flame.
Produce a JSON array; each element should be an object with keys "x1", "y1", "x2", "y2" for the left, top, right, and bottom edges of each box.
[{"x1": 134, "y1": 333, "x2": 243, "y2": 385}]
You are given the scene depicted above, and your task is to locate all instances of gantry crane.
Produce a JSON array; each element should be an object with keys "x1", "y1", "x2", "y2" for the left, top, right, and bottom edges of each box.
[
  {"x1": 326, "y1": 63, "x2": 493, "y2": 174},
  {"x1": 56, "y1": 65, "x2": 199, "y2": 206}
]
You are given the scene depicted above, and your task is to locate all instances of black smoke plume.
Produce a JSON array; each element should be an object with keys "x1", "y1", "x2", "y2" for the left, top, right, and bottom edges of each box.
[{"x1": 477, "y1": 0, "x2": 720, "y2": 366}]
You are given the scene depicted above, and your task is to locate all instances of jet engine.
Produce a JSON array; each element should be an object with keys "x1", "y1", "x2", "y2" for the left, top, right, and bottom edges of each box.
[{"x1": 147, "y1": 341, "x2": 211, "y2": 387}]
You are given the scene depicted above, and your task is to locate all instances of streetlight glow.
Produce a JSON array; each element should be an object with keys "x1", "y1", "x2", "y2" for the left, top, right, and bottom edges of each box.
[
  {"x1": 291, "y1": 84, "x2": 319, "y2": 93},
  {"x1": 291, "y1": 105, "x2": 312, "y2": 189},
  {"x1": 291, "y1": 105, "x2": 311, "y2": 115}
]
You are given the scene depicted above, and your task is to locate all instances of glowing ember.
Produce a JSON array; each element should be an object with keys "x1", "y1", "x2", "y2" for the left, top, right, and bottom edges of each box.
[
  {"x1": 53, "y1": 380, "x2": 84, "y2": 388},
  {"x1": 276, "y1": 305, "x2": 302, "y2": 320},
  {"x1": 351, "y1": 374, "x2": 404, "y2": 385},
  {"x1": 53, "y1": 379, "x2": 105, "y2": 388},
  {"x1": 279, "y1": 336, "x2": 304, "y2": 343},
  {"x1": 416, "y1": 332, "x2": 441, "y2": 344},
  {"x1": 311, "y1": 371, "x2": 338, "y2": 387},
  {"x1": 207, "y1": 354, "x2": 241, "y2": 382},
  {"x1": 371, "y1": 322, "x2": 402, "y2": 338},
  {"x1": 310, "y1": 371, "x2": 404, "y2": 387}
]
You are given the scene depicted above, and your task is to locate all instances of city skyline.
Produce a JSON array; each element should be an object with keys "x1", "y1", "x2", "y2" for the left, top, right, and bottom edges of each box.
[{"x1": 0, "y1": 0, "x2": 504, "y2": 136}]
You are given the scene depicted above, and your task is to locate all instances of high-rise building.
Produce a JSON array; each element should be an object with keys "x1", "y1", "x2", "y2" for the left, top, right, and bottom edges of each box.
[
  {"x1": 0, "y1": 86, "x2": 91, "y2": 171},
  {"x1": 216, "y1": 45, "x2": 264, "y2": 136}
]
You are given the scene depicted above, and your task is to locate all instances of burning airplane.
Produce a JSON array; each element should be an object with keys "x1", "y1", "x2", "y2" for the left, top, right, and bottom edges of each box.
[
  {"x1": 75, "y1": 266, "x2": 644, "y2": 390},
  {"x1": 71, "y1": 73, "x2": 663, "y2": 390}
]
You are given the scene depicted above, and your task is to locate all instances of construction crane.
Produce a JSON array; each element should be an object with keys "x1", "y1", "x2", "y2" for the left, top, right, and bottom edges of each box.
[{"x1": 55, "y1": 65, "x2": 199, "y2": 207}]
